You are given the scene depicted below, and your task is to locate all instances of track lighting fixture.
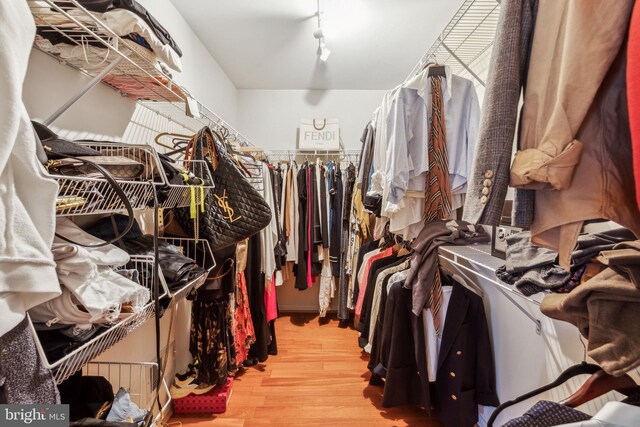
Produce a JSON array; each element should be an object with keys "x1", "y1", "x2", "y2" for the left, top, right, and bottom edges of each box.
[{"x1": 314, "y1": 0, "x2": 330, "y2": 62}]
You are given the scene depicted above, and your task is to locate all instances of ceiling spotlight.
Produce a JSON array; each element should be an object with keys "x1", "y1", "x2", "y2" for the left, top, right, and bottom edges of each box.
[
  {"x1": 314, "y1": 0, "x2": 330, "y2": 62},
  {"x1": 320, "y1": 44, "x2": 331, "y2": 62}
]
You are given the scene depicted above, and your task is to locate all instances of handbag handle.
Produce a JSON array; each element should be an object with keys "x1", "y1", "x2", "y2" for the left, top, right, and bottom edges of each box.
[
  {"x1": 313, "y1": 119, "x2": 327, "y2": 130},
  {"x1": 207, "y1": 258, "x2": 235, "y2": 281},
  {"x1": 184, "y1": 128, "x2": 220, "y2": 171},
  {"x1": 45, "y1": 147, "x2": 136, "y2": 248}
]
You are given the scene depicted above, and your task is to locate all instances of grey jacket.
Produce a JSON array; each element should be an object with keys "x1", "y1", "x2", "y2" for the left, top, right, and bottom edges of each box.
[{"x1": 463, "y1": 0, "x2": 538, "y2": 226}]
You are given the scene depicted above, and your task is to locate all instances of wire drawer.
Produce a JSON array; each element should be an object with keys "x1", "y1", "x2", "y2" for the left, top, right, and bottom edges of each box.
[
  {"x1": 29, "y1": 255, "x2": 162, "y2": 384},
  {"x1": 28, "y1": 0, "x2": 186, "y2": 102},
  {"x1": 52, "y1": 143, "x2": 166, "y2": 217},
  {"x1": 83, "y1": 361, "x2": 171, "y2": 426},
  {"x1": 157, "y1": 159, "x2": 214, "y2": 209},
  {"x1": 159, "y1": 238, "x2": 216, "y2": 302}
]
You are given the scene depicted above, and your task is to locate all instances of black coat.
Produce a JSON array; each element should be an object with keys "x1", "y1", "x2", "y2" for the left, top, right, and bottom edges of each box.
[
  {"x1": 294, "y1": 166, "x2": 309, "y2": 290},
  {"x1": 375, "y1": 282, "x2": 425, "y2": 408},
  {"x1": 377, "y1": 277, "x2": 499, "y2": 427},
  {"x1": 430, "y1": 278, "x2": 500, "y2": 427}
]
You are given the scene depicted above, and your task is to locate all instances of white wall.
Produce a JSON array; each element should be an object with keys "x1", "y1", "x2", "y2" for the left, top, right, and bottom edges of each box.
[
  {"x1": 238, "y1": 89, "x2": 387, "y2": 149},
  {"x1": 137, "y1": 0, "x2": 238, "y2": 124},
  {"x1": 23, "y1": 50, "x2": 138, "y2": 138}
]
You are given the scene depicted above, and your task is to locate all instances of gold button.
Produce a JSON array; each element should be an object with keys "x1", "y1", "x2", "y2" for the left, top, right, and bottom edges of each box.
[
  {"x1": 456, "y1": 351, "x2": 462, "y2": 356},
  {"x1": 481, "y1": 187, "x2": 490, "y2": 196},
  {"x1": 451, "y1": 394, "x2": 457, "y2": 401},
  {"x1": 450, "y1": 371, "x2": 456, "y2": 377},
  {"x1": 480, "y1": 195, "x2": 488, "y2": 204},
  {"x1": 483, "y1": 179, "x2": 492, "y2": 187},
  {"x1": 484, "y1": 170, "x2": 494, "y2": 179}
]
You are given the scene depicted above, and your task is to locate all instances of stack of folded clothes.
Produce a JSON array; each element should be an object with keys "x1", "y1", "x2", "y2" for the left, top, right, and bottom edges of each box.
[
  {"x1": 496, "y1": 228, "x2": 635, "y2": 296},
  {"x1": 33, "y1": 0, "x2": 185, "y2": 100}
]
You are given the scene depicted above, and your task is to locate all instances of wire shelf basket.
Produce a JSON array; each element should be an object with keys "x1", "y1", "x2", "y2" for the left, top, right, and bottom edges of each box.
[
  {"x1": 28, "y1": 0, "x2": 186, "y2": 102},
  {"x1": 83, "y1": 361, "x2": 171, "y2": 425},
  {"x1": 117, "y1": 255, "x2": 170, "y2": 302},
  {"x1": 51, "y1": 143, "x2": 212, "y2": 215},
  {"x1": 159, "y1": 159, "x2": 214, "y2": 209},
  {"x1": 29, "y1": 255, "x2": 162, "y2": 383},
  {"x1": 159, "y1": 238, "x2": 216, "y2": 302},
  {"x1": 51, "y1": 143, "x2": 164, "y2": 216}
]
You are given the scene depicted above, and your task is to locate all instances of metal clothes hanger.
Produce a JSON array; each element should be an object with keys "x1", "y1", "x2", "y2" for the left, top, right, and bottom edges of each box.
[{"x1": 154, "y1": 131, "x2": 194, "y2": 150}]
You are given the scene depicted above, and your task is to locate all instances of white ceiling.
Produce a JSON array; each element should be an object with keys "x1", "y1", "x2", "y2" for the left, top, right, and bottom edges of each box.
[{"x1": 170, "y1": 0, "x2": 464, "y2": 90}]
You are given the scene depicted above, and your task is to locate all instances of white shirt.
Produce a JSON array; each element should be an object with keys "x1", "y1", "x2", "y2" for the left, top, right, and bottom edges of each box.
[
  {"x1": 557, "y1": 402, "x2": 640, "y2": 427},
  {"x1": 49, "y1": 218, "x2": 149, "y2": 323},
  {"x1": 424, "y1": 286, "x2": 453, "y2": 382},
  {"x1": 382, "y1": 66, "x2": 480, "y2": 238},
  {"x1": 369, "y1": 88, "x2": 400, "y2": 198}
]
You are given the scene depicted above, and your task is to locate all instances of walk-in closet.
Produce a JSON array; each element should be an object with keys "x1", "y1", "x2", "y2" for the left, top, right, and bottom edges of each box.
[{"x1": 2, "y1": 0, "x2": 640, "y2": 426}]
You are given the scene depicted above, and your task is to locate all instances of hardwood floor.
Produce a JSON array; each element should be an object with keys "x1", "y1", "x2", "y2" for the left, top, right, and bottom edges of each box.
[{"x1": 171, "y1": 312, "x2": 441, "y2": 427}]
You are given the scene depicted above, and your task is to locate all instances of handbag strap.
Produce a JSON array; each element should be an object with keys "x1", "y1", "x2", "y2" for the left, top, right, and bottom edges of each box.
[
  {"x1": 207, "y1": 258, "x2": 235, "y2": 281},
  {"x1": 46, "y1": 148, "x2": 136, "y2": 248}
]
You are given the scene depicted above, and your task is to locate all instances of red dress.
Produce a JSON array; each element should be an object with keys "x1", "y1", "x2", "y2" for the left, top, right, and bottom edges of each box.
[{"x1": 233, "y1": 271, "x2": 255, "y2": 364}]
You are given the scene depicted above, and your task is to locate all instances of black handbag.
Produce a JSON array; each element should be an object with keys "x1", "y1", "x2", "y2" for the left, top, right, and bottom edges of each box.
[
  {"x1": 33, "y1": 121, "x2": 103, "y2": 158},
  {"x1": 175, "y1": 127, "x2": 271, "y2": 251},
  {"x1": 32, "y1": 121, "x2": 136, "y2": 247}
]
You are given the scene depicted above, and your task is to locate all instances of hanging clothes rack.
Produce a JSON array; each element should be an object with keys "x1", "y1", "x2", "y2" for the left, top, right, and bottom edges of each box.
[
  {"x1": 265, "y1": 149, "x2": 360, "y2": 165},
  {"x1": 406, "y1": 0, "x2": 501, "y2": 86}
]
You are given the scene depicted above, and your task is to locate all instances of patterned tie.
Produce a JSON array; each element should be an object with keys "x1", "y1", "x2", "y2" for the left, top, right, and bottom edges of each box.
[{"x1": 425, "y1": 75, "x2": 452, "y2": 336}]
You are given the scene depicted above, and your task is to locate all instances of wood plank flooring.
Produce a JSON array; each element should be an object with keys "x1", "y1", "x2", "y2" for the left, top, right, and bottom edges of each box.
[{"x1": 171, "y1": 313, "x2": 441, "y2": 427}]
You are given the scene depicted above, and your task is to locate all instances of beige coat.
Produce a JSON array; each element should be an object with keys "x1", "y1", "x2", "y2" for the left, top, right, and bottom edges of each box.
[
  {"x1": 541, "y1": 265, "x2": 640, "y2": 377},
  {"x1": 510, "y1": 0, "x2": 640, "y2": 269}
]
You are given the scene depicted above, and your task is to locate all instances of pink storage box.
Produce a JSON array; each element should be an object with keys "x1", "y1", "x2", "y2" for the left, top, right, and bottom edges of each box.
[{"x1": 172, "y1": 377, "x2": 233, "y2": 414}]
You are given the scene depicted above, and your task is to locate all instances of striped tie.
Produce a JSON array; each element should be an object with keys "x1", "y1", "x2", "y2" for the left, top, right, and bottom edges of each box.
[{"x1": 425, "y1": 75, "x2": 452, "y2": 336}]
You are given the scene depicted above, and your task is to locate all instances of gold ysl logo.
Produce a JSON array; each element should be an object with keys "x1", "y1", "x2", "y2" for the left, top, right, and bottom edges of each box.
[{"x1": 215, "y1": 189, "x2": 242, "y2": 223}]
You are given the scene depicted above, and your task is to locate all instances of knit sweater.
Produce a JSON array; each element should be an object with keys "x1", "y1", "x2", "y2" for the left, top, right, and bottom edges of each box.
[{"x1": 0, "y1": 0, "x2": 61, "y2": 337}]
